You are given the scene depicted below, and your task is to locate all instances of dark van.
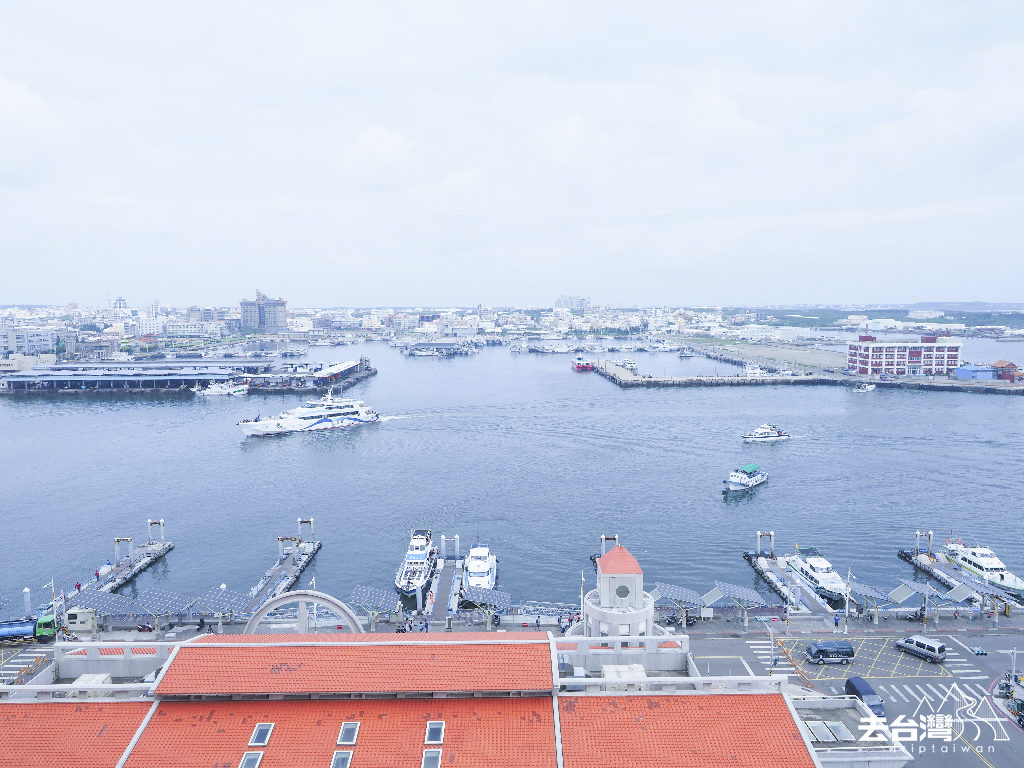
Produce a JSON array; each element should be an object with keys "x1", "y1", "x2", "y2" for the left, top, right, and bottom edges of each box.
[
  {"x1": 805, "y1": 640, "x2": 855, "y2": 665},
  {"x1": 845, "y1": 676, "x2": 885, "y2": 716}
]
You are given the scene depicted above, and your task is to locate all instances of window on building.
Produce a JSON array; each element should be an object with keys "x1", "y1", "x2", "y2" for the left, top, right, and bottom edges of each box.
[
  {"x1": 331, "y1": 751, "x2": 353, "y2": 768},
  {"x1": 249, "y1": 724, "x2": 274, "y2": 747},
  {"x1": 425, "y1": 721, "x2": 445, "y2": 744},
  {"x1": 422, "y1": 749, "x2": 443, "y2": 768},
  {"x1": 239, "y1": 753, "x2": 263, "y2": 768},
  {"x1": 338, "y1": 722, "x2": 360, "y2": 746}
]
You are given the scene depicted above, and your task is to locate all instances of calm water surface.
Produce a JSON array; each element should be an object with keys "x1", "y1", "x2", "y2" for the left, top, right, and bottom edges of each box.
[{"x1": 1, "y1": 342, "x2": 1022, "y2": 611}]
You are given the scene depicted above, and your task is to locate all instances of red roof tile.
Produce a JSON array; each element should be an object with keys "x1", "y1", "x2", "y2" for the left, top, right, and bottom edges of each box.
[
  {"x1": 596, "y1": 546, "x2": 642, "y2": 575},
  {"x1": 125, "y1": 698, "x2": 557, "y2": 768},
  {"x1": 158, "y1": 634, "x2": 554, "y2": 695},
  {"x1": 558, "y1": 694, "x2": 815, "y2": 768},
  {"x1": 0, "y1": 701, "x2": 150, "y2": 768}
]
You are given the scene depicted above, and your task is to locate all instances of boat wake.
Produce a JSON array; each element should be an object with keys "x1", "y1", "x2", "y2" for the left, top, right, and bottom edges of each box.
[{"x1": 378, "y1": 414, "x2": 418, "y2": 422}]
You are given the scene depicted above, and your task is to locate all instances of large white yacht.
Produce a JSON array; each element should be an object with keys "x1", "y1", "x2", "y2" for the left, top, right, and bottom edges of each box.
[
  {"x1": 783, "y1": 547, "x2": 848, "y2": 602},
  {"x1": 723, "y1": 463, "x2": 768, "y2": 491},
  {"x1": 462, "y1": 544, "x2": 498, "y2": 590},
  {"x1": 238, "y1": 389, "x2": 379, "y2": 436},
  {"x1": 741, "y1": 424, "x2": 791, "y2": 442},
  {"x1": 395, "y1": 529, "x2": 437, "y2": 600},
  {"x1": 944, "y1": 539, "x2": 1024, "y2": 597},
  {"x1": 195, "y1": 381, "x2": 248, "y2": 396}
]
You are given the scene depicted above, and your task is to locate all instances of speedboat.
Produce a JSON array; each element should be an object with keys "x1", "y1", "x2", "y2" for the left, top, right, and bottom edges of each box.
[
  {"x1": 571, "y1": 355, "x2": 593, "y2": 372},
  {"x1": 944, "y1": 538, "x2": 1024, "y2": 597},
  {"x1": 855, "y1": 383, "x2": 876, "y2": 392},
  {"x1": 238, "y1": 388, "x2": 379, "y2": 436},
  {"x1": 395, "y1": 529, "x2": 437, "y2": 599},
  {"x1": 723, "y1": 463, "x2": 768, "y2": 491},
  {"x1": 462, "y1": 544, "x2": 497, "y2": 591},
  {"x1": 742, "y1": 424, "x2": 791, "y2": 442},
  {"x1": 782, "y1": 547, "x2": 848, "y2": 602},
  {"x1": 195, "y1": 381, "x2": 248, "y2": 396}
]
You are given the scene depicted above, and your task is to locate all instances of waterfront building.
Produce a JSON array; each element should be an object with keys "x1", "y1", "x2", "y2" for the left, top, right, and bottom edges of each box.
[
  {"x1": 240, "y1": 290, "x2": 288, "y2": 332},
  {"x1": 0, "y1": 326, "x2": 61, "y2": 355},
  {"x1": 846, "y1": 335, "x2": 961, "y2": 376},
  {"x1": 953, "y1": 364, "x2": 998, "y2": 381}
]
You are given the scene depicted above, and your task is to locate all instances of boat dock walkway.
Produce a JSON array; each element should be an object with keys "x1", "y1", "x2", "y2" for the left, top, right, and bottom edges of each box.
[
  {"x1": 244, "y1": 519, "x2": 321, "y2": 613},
  {"x1": 744, "y1": 551, "x2": 833, "y2": 617},
  {"x1": 428, "y1": 559, "x2": 464, "y2": 621},
  {"x1": 65, "y1": 522, "x2": 174, "y2": 605}
]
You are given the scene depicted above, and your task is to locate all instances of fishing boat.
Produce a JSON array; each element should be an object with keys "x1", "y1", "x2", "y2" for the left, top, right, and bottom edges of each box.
[
  {"x1": 194, "y1": 381, "x2": 248, "y2": 396},
  {"x1": 723, "y1": 463, "x2": 768, "y2": 491},
  {"x1": 855, "y1": 383, "x2": 876, "y2": 392}
]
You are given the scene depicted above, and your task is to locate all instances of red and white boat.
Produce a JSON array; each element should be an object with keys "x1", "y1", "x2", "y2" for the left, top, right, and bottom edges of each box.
[{"x1": 571, "y1": 355, "x2": 593, "y2": 372}]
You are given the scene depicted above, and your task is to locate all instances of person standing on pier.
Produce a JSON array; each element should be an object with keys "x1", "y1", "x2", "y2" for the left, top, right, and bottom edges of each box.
[{"x1": 833, "y1": 614, "x2": 840, "y2": 633}]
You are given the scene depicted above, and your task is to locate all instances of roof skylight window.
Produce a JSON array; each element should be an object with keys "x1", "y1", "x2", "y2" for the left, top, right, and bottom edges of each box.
[
  {"x1": 422, "y1": 749, "x2": 442, "y2": 768},
  {"x1": 331, "y1": 751, "x2": 353, "y2": 768},
  {"x1": 337, "y1": 722, "x2": 360, "y2": 746},
  {"x1": 425, "y1": 721, "x2": 445, "y2": 744},
  {"x1": 249, "y1": 723, "x2": 274, "y2": 747},
  {"x1": 238, "y1": 753, "x2": 264, "y2": 768}
]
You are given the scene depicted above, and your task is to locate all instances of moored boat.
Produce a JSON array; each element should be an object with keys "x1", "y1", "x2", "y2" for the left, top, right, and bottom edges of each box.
[
  {"x1": 395, "y1": 529, "x2": 437, "y2": 600},
  {"x1": 781, "y1": 546, "x2": 848, "y2": 602},
  {"x1": 855, "y1": 383, "x2": 876, "y2": 392},
  {"x1": 571, "y1": 355, "x2": 593, "y2": 372},
  {"x1": 195, "y1": 381, "x2": 248, "y2": 396},
  {"x1": 462, "y1": 544, "x2": 498, "y2": 591},
  {"x1": 943, "y1": 538, "x2": 1024, "y2": 596}
]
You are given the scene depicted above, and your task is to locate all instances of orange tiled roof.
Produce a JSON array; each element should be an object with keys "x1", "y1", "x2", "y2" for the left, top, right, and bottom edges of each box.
[
  {"x1": 558, "y1": 694, "x2": 815, "y2": 768},
  {"x1": 125, "y1": 698, "x2": 557, "y2": 768},
  {"x1": 0, "y1": 701, "x2": 150, "y2": 768},
  {"x1": 67, "y1": 646, "x2": 157, "y2": 656},
  {"x1": 596, "y1": 545, "x2": 642, "y2": 575},
  {"x1": 158, "y1": 633, "x2": 554, "y2": 695}
]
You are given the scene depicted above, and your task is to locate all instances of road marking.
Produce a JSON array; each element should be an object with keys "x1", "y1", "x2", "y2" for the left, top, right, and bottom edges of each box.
[
  {"x1": 959, "y1": 675, "x2": 989, "y2": 680},
  {"x1": 924, "y1": 683, "x2": 946, "y2": 700},
  {"x1": 946, "y1": 635, "x2": 976, "y2": 654},
  {"x1": 888, "y1": 685, "x2": 910, "y2": 703}
]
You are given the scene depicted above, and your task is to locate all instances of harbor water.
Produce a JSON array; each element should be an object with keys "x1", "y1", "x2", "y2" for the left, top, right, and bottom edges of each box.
[{"x1": 1, "y1": 341, "x2": 1022, "y2": 611}]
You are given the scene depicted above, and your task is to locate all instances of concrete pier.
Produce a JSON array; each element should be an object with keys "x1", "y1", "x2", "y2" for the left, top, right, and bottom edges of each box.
[{"x1": 594, "y1": 360, "x2": 837, "y2": 389}]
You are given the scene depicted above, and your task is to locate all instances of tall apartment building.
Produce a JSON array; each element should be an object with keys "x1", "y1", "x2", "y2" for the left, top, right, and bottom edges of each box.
[
  {"x1": 0, "y1": 327, "x2": 61, "y2": 355},
  {"x1": 847, "y1": 335, "x2": 961, "y2": 376},
  {"x1": 239, "y1": 290, "x2": 288, "y2": 332}
]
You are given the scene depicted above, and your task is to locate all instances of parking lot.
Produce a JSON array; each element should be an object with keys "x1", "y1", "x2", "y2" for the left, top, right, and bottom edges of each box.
[{"x1": 781, "y1": 635, "x2": 956, "y2": 682}]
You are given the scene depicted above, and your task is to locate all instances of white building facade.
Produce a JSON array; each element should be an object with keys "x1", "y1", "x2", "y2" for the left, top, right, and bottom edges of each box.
[{"x1": 847, "y1": 335, "x2": 961, "y2": 376}]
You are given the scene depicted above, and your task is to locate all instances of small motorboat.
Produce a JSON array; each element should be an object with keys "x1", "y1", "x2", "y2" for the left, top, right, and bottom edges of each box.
[
  {"x1": 723, "y1": 463, "x2": 768, "y2": 491},
  {"x1": 742, "y1": 424, "x2": 791, "y2": 442}
]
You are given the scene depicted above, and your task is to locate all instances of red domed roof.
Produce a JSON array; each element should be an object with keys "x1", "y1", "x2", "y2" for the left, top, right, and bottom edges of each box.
[{"x1": 597, "y1": 545, "x2": 642, "y2": 575}]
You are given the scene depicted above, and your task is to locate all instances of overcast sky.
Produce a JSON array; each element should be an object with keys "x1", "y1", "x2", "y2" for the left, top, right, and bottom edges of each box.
[{"x1": 1, "y1": 3, "x2": 1021, "y2": 308}]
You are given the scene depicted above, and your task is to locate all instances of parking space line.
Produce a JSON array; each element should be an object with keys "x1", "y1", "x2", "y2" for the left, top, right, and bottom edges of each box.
[{"x1": 960, "y1": 675, "x2": 989, "y2": 680}]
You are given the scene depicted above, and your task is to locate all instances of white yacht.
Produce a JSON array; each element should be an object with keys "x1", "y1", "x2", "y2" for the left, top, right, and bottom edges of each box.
[
  {"x1": 462, "y1": 544, "x2": 498, "y2": 591},
  {"x1": 620, "y1": 358, "x2": 639, "y2": 374},
  {"x1": 944, "y1": 539, "x2": 1024, "y2": 597},
  {"x1": 238, "y1": 389, "x2": 379, "y2": 436},
  {"x1": 744, "y1": 363, "x2": 767, "y2": 377},
  {"x1": 742, "y1": 424, "x2": 791, "y2": 442},
  {"x1": 855, "y1": 383, "x2": 876, "y2": 392},
  {"x1": 783, "y1": 547, "x2": 848, "y2": 602},
  {"x1": 723, "y1": 463, "x2": 768, "y2": 491},
  {"x1": 678, "y1": 348, "x2": 695, "y2": 358},
  {"x1": 395, "y1": 529, "x2": 437, "y2": 599},
  {"x1": 195, "y1": 381, "x2": 248, "y2": 396}
]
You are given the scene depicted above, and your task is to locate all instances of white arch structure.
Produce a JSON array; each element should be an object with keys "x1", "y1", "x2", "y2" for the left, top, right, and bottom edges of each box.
[{"x1": 243, "y1": 590, "x2": 365, "y2": 634}]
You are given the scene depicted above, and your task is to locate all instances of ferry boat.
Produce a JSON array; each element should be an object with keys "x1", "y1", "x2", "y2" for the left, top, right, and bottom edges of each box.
[
  {"x1": 462, "y1": 544, "x2": 498, "y2": 590},
  {"x1": 723, "y1": 463, "x2": 768, "y2": 491},
  {"x1": 238, "y1": 389, "x2": 379, "y2": 436},
  {"x1": 571, "y1": 355, "x2": 593, "y2": 372},
  {"x1": 944, "y1": 538, "x2": 1024, "y2": 596},
  {"x1": 741, "y1": 424, "x2": 791, "y2": 442},
  {"x1": 784, "y1": 547, "x2": 848, "y2": 602},
  {"x1": 395, "y1": 529, "x2": 437, "y2": 599},
  {"x1": 855, "y1": 383, "x2": 876, "y2": 392},
  {"x1": 195, "y1": 381, "x2": 248, "y2": 396}
]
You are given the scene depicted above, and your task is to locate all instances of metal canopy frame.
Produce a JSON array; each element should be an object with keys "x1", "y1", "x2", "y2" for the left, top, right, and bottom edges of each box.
[
  {"x1": 705, "y1": 581, "x2": 768, "y2": 608},
  {"x1": 67, "y1": 590, "x2": 137, "y2": 616},
  {"x1": 348, "y1": 585, "x2": 396, "y2": 612},
  {"x1": 194, "y1": 586, "x2": 250, "y2": 614},
  {"x1": 135, "y1": 588, "x2": 197, "y2": 616}
]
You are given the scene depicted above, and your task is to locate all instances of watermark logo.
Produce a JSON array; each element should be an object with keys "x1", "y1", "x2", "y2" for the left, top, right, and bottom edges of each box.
[{"x1": 857, "y1": 683, "x2": 1009, "y2": 755}]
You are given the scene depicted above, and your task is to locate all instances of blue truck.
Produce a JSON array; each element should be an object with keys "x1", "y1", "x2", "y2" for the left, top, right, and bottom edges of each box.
[{"x1": 0, "y1": 615, "x2": 58, "y2": 643}]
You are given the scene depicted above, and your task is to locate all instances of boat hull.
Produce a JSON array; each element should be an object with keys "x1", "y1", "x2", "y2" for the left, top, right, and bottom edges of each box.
[{"x1": 240, "y1": 415, "x2": 379, "y2": 437}]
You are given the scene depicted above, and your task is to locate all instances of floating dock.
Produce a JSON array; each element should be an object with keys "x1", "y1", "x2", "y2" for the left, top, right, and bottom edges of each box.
[
  {"x1": 66, "y1": 521, "x2": 174, "y2": 602},
  {"x1": 245, "y1": 518, "x2": 321, "y2": 613},
  {"x1": 427, "y1": 561, "x2": 463, "y2": 621},
  {"x1": 743, "y1": 531, "x2": 833, "y2": 616}
]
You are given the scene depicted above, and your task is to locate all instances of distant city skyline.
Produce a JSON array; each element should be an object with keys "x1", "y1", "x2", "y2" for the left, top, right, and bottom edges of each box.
[{"x1": 2, "y1": 4, "x2": 1021, "y2": 307}]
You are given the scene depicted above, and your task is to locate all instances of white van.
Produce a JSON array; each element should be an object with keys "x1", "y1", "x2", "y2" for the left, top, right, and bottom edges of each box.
[{"x1": 895, "y1": 635, "x2": 946, "y2": 662}]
